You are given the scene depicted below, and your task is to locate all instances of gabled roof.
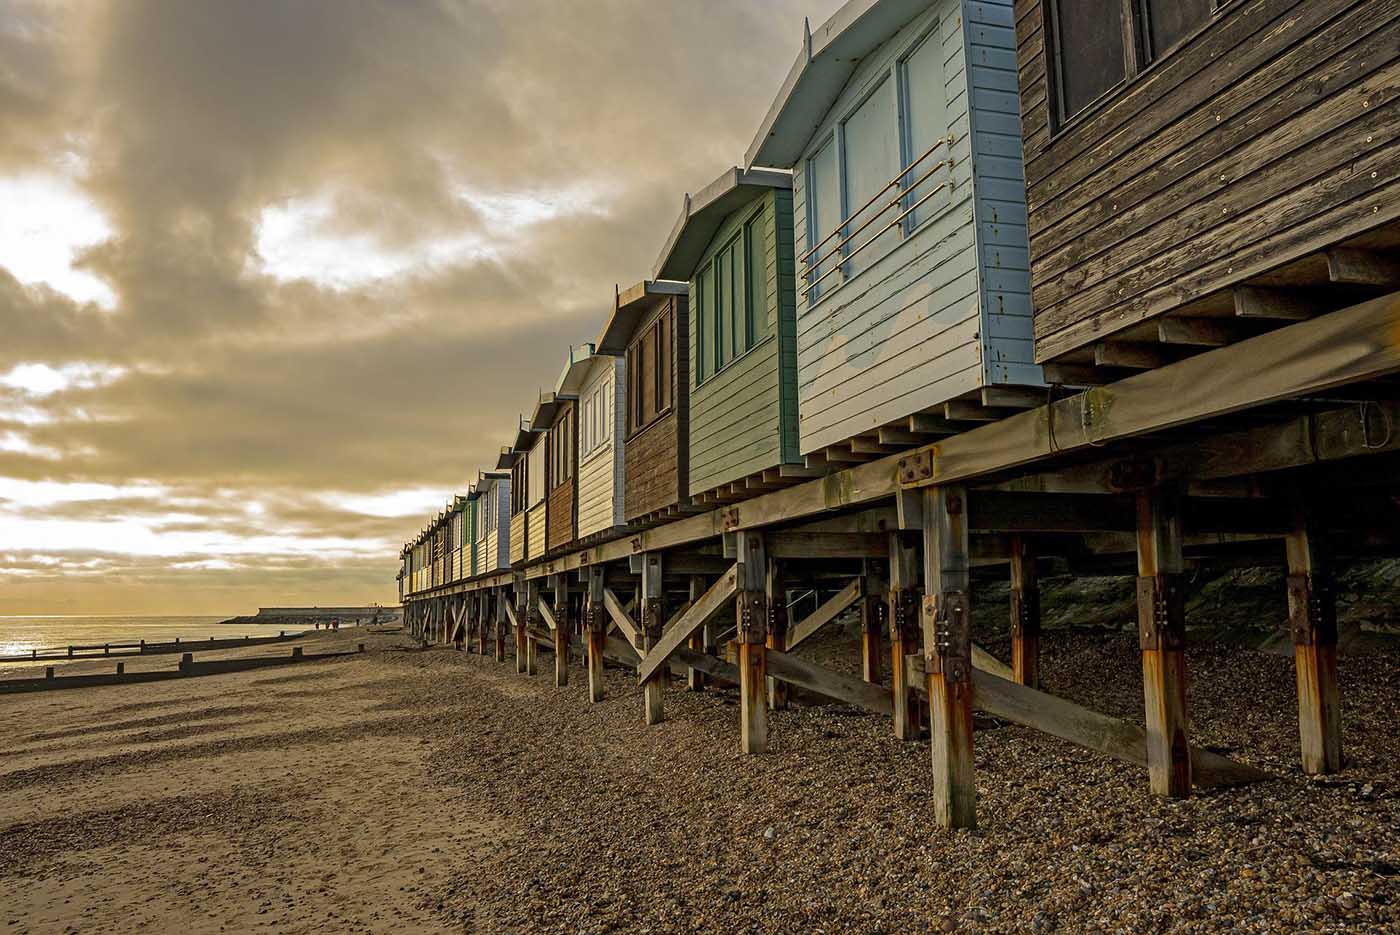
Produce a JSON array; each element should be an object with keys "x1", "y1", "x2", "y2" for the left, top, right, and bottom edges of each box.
[
  {"x1": 746, "y1": 0, "x2": 934, "y2": 168},
  {"x1": 653, "y1": 166, "x2": 793, "y2": 281},
  {"x1": 529, "y1": 390, "x2": 576, "y2": 432},
  {"x1": 555, "y1": 343, "x2": 608, "y2": 396},
  {"x1": 596, "y1": 280, "x2": 689, "y2": 355}
]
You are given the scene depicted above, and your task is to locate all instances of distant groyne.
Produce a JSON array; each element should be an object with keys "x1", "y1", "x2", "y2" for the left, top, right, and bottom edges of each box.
[{"x1": 218, "y1": 606, "x2": 401, "y2": 627}]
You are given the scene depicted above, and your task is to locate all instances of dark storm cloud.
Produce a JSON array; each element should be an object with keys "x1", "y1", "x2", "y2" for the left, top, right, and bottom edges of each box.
[{"x1": 0, "y1": 0, "x2": 844, "y2": 611}]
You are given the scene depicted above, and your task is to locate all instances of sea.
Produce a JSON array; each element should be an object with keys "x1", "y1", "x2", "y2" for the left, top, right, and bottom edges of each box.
[{"x1": 0, "y1": 615, "x2": 311, "y2": 665}]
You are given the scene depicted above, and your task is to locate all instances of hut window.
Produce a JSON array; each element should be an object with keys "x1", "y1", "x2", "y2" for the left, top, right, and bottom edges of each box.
[
  {"x1": 805, "y1": 136, "x2": 839, "y2": 299},
  {"x1": 1140, "y1": 0, "x2": 1215, "y2": 59},
  {"x1": 1048, "y1": 0, "x2": 1127, "y2": 125},
  {"x1": 551, "y1": 410, "x2": 573, "y2": 488},
  {"x1": 627, "y1": 309, "x2": 672, "y2": 435},
  {"x1": 528, "y1": 439, "x2": 546, "y2": 506},
  {"x1": 1049, "y1": 0, "x2": 1220, "y2": 128},
  {"x1": 898, "y1": 28, "x2": 950, "y2": 231},
  {"x1": 840, "y1": 77, "x2": 898, "y2": 278},
  {"x1": 696, "y1": 228, "x2": 758, "y2": 382},
  {"x1": 744, "y1": 215, "x2": 765, "y2": 344}
]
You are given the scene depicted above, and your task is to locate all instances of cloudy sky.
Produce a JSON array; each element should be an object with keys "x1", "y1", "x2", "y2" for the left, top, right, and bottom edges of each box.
[{"x1": 0, "y1": 0, "x2": 845, "y2": 615}]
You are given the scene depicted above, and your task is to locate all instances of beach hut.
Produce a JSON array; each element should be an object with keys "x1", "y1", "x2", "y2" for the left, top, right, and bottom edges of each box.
[
  {"x1": 653, "y1": 166, "x2": 805, "y2": 501},
  {"x1": 530, "y1": 390, "x2": 579, "y2": 554},
  {"x1": 473, "y1": 470, "x2": 511, "y2": 573},
  {"x1": 454, "y1": 492, "x2": 477, "y2": 580},
  {"x1": 555, "y1": 343, "x2": 626, "y2": 540},
  {"x1": 1011, "y1": 0, "x2": 1400, "y2": 374},
  {"x1": 745, "y1": 0, "x2": 1040, "y2": 459},
  {"x1": 595, "y1": 279, "x2": 691, "y2": 523},
  {"x1": 504, "y1": 416, "x2": 548, "y2": 563}
]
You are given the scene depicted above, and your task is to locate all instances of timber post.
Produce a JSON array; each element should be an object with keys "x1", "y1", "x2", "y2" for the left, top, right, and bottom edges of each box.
[
  {"x1": 586, "y1": 565, "x2": 606, "y2": 703},
  {"x1": 686, "y1": 574, "x2": 708, "y2": 691},
  {"x1": 888, "y1": 531, "x2": 921, "y2": 740},
  {"x1": 1136, "y1": 487, "x2": 1192, "y2": 798},
  {"x1": 513, "y1": 579, "x2": 527, "y2": 673},
  {"x1": 735, "y1": 531, "x2": 769, "y2": 753},
  {"x1": 553, "y1": 575, "x2": 571, "y2": 687},
  {"x1": 766, "y1": 558, "x2": 789, "y2": 711},
  {"x1": 1285, "y1": 485, "x2": 1342, "y2": 774},
  {"x1": 494, "y1": 588, "x2": 507, "y2": 662},
  {"x1": 1010, "y1": 534, "x2": 1041, "y2": 688},
  {"x1": 922, "y1": 485, "x2": 975, "y2": 830},
  {"x1": 641, "y1": 553, "x2": 665, "y2": 724},
  {"x1": 861, "y1": 560, "x2": 884, "y2": 685},
  {"x1": 524, "y1": 579, "x2": 541, "y2": 676},
  {"x1": 477, "y1": 592, "x2": 489, "y2": 656}
]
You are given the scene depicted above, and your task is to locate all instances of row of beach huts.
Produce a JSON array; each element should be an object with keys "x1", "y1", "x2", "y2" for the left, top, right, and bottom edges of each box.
[
  {"x1": 401, "y1": 0, "x2": 1038, "y2": 595},
  {"x1": 395, "y1": 0, "x2": 1400, "y2": 826}
]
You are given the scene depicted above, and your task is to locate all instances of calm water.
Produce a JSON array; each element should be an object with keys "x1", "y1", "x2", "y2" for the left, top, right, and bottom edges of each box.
[{"x1": 0, "y1": 615, "x2": 309, "y2": 661}]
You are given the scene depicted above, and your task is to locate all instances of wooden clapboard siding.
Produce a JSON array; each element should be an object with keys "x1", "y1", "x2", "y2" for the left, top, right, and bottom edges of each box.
[
  {"x1": 577, "y1": 357, "x2": 625, "y2": 539},
  {"x1": 967, "y1": 0, "x2": 1039, "y2": 386},
  {"x1": 625, "y1": 411, "x2": 680, "y2": 519},
  {"x1": 527, "y1": 501, "x2": 547, "y2": 560},
  {"x1": 508, "y1": 510, "x2": 525, "y2": 568},
  {"x1": 688, "y1": 188, "x2": 801, "y2": 495},
  {"x1": 622, "y1": 295, "x2": 690, "y2": 521},
  {"x1": 1014, "y1": 0, "x2": 1400, "y2": 361},
  {"x1": 546, "y1": 399, "x2": 577, "y2": 552},
  {"x1": 790, "y1": 0, "x2": 1036, "y2": 453}
]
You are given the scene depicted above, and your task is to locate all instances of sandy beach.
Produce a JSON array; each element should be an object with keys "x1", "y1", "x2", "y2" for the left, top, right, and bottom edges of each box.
[{"x1": 3, "y1": 626, "x2": 1398, "y2": 934}]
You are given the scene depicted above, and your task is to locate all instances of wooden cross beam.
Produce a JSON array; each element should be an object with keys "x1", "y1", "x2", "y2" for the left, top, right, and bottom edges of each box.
[
  {"x1": 905, "y1": 654, "x2": 1269, "y2": 789},
  {"x1": 601, "y1": 587, "x2": 641, "y2": 647},
  {"x1": 635, "y1": 565, "x2": 737, "y2": 685},
  {"x1": 785, "y1": 578, "x2": 864, "y2": 651}
]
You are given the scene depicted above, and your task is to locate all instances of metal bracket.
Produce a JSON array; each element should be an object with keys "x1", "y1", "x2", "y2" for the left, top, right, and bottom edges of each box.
[
  {"x1": 1137, "y1": 574, "x2": 1185, "y2": 651},
  {"x1": 897, "y1": 449, "x2": 934, "y2": 486},
  {"x1": 1288, "y1": 573, "x2": 1337, "y2": 646},
  {"x1": 927, "y1": 590, "x2": 970, "y2": 682},
  {"x1": 1011, "y1": 586, "x2": 1040, "y2": 639},
  {"x1": 736, "y1": 591, "x2": 768, "y2": 644}
]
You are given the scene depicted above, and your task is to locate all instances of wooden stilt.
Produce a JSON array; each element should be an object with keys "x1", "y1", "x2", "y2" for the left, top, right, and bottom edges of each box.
[
  {"x1": 861, "y1": 564, "x2": 884, "y2": 684},
  {"x1": 922, "y1": 485, "x2": 975, "y2": 830},
  {"x1": 524, "y1": 580, "x2": 540, "y2": 676},
  {"x1": 498, "y1": 587, "x2": 509, "y2": 660},
  {"x1": 888, "y1": 532, "x2": 921, "y2": 741},
  {"x1": 1285, "y1": 487, "x2": 1342, "y2": 774},
  {"x1": 736, "y1": 531, "x2": 768, "y2": 753},
  {"x1": 586, "y1": 566, "x2": 606, "y2": 703},
  {"x1": 553, "y1": 576, "x2": 570, "y2": 687},
  {"x1": 1136, "y1": 488, "x2": 1192, "y2": 798},
  {"x1": 686, "y1": 575, "x2": 707, "y2": 691},
  {"x1": 514, "y1": 586, "x2": 527, "y2": 673},
  {"x1": 641, "y1": 554, "x2": 665, "y2": 724},
  {"x1": 766, "y1": 558, "x2": 788, "y2": 711},
  {"x1": 477, "y1": 593, "x2": 489, "y2": 656},
  {"x1": 1010, "y1": 535, "x2": 1040, "y2": 688}
]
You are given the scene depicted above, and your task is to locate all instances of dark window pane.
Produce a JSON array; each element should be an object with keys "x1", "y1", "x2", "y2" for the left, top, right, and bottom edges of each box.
[
  {"x1": 1144, "y1": 0, "x2": 1213, "y2": 59},
  {"x1": 1052, "y1": 0, "x2": 1126, "y2": 120}
]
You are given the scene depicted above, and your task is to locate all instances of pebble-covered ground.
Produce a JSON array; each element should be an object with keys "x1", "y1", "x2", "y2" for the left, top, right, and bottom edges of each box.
[
  {"x1": 3, "y1": 622, "x2": 1396, "y2": 934},
  {"x1": 413, "y1": 624, "x2": 1400, "y2": 935}
]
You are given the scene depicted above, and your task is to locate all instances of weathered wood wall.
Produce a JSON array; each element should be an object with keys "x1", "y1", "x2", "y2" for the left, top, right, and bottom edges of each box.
[
  {"x1": 547, "y1": 401, "x2": 576, "y2": 552},
  {"x1": 688, "y1": 189, "x2": 801, "y2": 495},
  {"x1": 1016, "y1": 0, "x2": 1400, "y2": 362},
  {"x1": 623, "y1": 296, "x2": 689, "y2": 520}
]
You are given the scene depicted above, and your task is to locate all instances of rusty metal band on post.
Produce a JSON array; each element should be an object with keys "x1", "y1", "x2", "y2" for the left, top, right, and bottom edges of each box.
[
  {"x1": 1136, "y1": 574, "x2": 1186, "y2": 652},
  {"x1": 736, "y1": 591, "x2": 768, "y2": 644},
  {"x1": 1010, "y1": 586, "x2": 1041, "y2": 641},
  {"x1": 925, "y1": 589, "x2": 971, "y2": 682},
  {"x1": 1287, "y1": 573, "x2": 1337, "y2": 647}
]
